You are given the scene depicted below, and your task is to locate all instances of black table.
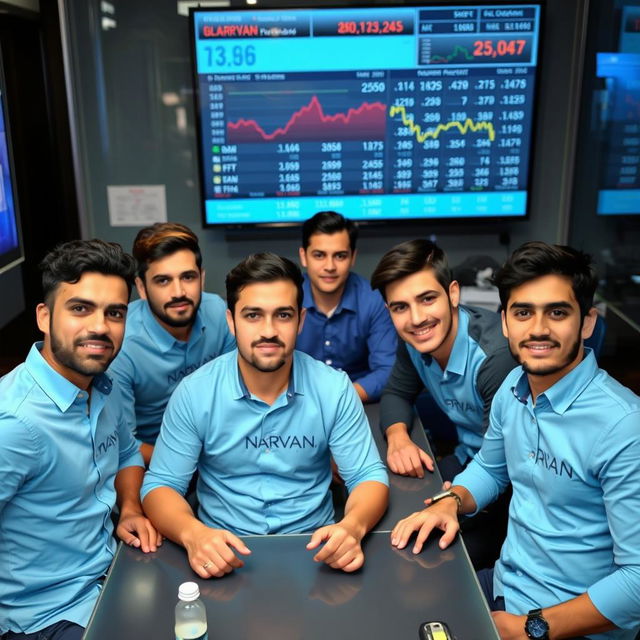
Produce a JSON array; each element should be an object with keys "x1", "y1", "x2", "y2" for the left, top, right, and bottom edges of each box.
[
  {"x1": 84, "y1": 533, "x2": 499, "y2": 640},
  {"x1": 365, "y1": 403, "x2": 444, "y2": 532}
]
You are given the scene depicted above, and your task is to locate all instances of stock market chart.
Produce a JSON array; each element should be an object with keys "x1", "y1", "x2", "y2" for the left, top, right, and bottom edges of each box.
[{"x1": 192, "y1": 4, "x2": 541, "y2": 225}]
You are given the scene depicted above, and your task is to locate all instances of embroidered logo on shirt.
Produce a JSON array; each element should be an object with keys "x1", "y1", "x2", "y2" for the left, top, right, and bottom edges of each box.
[
  {"x1": 535, "y1": 448, "x2": 574, "y2": 478},
  {"x1": 245, "y1": 435, "x2": 317, "y2": 449},
  {"x1": 167, "y1": 354, "x2": 216, "y2": 385},
  {"x1": 97, "y1": 431, "x2": 118, "y2": 456}
]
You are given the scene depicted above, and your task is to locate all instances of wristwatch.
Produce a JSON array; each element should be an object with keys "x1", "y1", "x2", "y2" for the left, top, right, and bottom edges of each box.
[
  {"x1": 525, "y1": 608, "x2": 550, "y2": 639},
  {"x1": 427, "y1": 489, "x2": 462, "y2": 512}
]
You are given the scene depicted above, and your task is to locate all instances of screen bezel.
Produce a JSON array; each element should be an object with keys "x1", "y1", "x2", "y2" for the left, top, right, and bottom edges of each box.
[{"x1": 189, "y1": 0, "x2": 544, "y2": 230}]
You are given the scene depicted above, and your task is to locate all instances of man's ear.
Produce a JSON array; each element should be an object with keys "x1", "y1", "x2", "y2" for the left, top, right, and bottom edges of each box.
[
  {"x1": 350, "y1": 248, "x2": 358, "y2": 269},
  {"x1": 200, "y1": 269, "x2": 206, "y2": 290},
  {"x1": 298, "y1": 307, "x2": 307, "y2": 335},
  {"x1": 581, "y1": 307, "x2": 598, "y2": 341},
  {"x1": 448, "y1": 280, "x2": 460, "y2": 308},
  {"x1": 226, "y1": 308, "x2": 236, "y2": 337},
  {"x1": 135, "y1": 276, "x2": 147, "y2": 301},
  {"x1": 36, "y1": 303, "x2": 51, "y2": 336},
  {"x1": 298, "y1": 247, "x2": 308, "y2": 268},
  {"x1": 501, "y1": 310, "x2": 508, "y2": 339}
]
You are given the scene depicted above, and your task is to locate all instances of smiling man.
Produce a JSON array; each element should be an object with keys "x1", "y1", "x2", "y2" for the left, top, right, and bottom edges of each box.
[
  {"x1": 108, "y1": 223, "x2": 234, "y2": 464},
  {"x1": 0, "y1": 240, "x2": 159, "y2": 640},
  {"x1": 370, "y1": 239, "x2": 516, "y2": 568},
  {"x1": 142, "y1": 253, "x2": 388, "y2": 578},
  {"x1": 391, "y1": 242, "x2": 640, "y2": 640},
  {"x1": 296, "y1": 211, "x2": 396, "y2": 403}
]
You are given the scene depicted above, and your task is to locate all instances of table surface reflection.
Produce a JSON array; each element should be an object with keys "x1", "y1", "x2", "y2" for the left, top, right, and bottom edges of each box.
[{"x1": 84, "y1": 533, "x2": 498, "y2": 640}]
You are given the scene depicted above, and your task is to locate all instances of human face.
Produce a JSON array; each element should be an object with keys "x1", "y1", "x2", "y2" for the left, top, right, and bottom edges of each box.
[
  {"x1": 226, "y1": 280, "x2": 305, "y2": 374},
  {"x1": 501, "y1": 274, "x2": 596, "y2": 387},
  {"x1": 299, "y1": 230, "x2": 355, "y2": 297},
  {"x1": 137, "y1": 249, "x2": 203, "y2": 331},
  {"x1": 36, "y1": 272, "x2": 129, "y2": 389},
  {"x1": 385, "y1": 268, "x2": 460, "y2": 362}
]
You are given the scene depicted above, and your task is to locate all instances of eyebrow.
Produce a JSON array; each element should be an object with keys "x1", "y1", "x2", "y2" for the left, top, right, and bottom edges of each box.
[
  {"x1": 240, "y1": 305, "x2": 296, "y2": 313},
  {"x1": 387, "y1": 289, "x2": 439, "y2": 306},
  {"x1": 65, "y1": 297, "x2": 128, "y2": 312},
  {"x1": 151, "y1": 269, "x2": 198, "y2": 279},
  {"x1": 509, "y1": 301, "x2": 574, "y2": 311}
]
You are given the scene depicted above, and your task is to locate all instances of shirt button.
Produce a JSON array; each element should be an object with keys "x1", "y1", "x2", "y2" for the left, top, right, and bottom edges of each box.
[
  {"x1": 325, "y1": 359, "x2": 332, "y2": 365},
  {"x1": 325, "y1": 340, "x2": 331, "y2": 346},
  {"x1": 265, "y1": 448, "x2": 271, "y2": 454},
  {"x1": 528, "y1": 451, "x2": 535, "y2": 459},
  {"x1": 517, "y1": 570, "x2": 523, "y2": 577}
]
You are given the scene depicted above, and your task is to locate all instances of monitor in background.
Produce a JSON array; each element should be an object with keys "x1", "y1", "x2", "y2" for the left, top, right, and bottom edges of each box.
[
  {"x1": 0, "y1": 59, "x2": 23, "y2": 275},
  {"x1": 191, "y1": 3, "x2": 542, "y2": 227}
]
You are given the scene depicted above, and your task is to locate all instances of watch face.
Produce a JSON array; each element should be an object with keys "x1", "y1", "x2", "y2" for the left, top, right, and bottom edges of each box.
[{"x1": 526, "y1": 616, "x2": 549, "y2": 639}]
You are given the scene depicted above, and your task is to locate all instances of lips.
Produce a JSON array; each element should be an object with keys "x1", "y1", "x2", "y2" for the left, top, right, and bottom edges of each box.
[
  {"x1": 408, "y1": 320, "x2": 438, "y2": 341},
  {"x1": 521, "y1": 341, "x2": 559, "y2": 355},
  {"x1": 76, "y1": 339, "x2": 113, "y2": 353}
]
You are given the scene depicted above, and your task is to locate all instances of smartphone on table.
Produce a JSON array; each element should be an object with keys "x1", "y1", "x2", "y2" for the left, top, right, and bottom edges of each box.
[{"x1": 419, "y1": 620, "x2": 454, "y2": 640}]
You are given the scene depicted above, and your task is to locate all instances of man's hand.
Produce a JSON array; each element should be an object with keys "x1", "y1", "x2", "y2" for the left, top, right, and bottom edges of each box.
[
  {"x1": 491, "y1": 612, "x2": 527, "y2": 640},
  {"x1": 116, "y1": 511, "x2": 162, "y2": 553},
  {"x1": 390, "y1": 500, "x2": 459, "y2": 554},
  {"x1": 306, "y1": 521, "x2": 365, "y2": 572},
  {"x1": 386, "y1": 428, "x2": 434, "y2": 478},
  {"x1": 183, "y1": 523, "x2": 252, "y2": 579}
]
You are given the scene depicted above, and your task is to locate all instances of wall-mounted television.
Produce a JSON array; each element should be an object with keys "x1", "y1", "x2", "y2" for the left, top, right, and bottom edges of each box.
[
  {"x1": 0, "y1": 59, "x2": 22, "y2": 274},
  {"x1": 190, "y1": 3, "x2": 542, "y2": 227}
]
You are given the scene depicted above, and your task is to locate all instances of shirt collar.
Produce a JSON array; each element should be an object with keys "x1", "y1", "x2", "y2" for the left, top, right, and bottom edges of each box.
[
  {"x1": 231, "y1": 349, "x2": 301, "y2": 400},
  {"x1": 510, "y1": 348, "x2": 598, "y2": 414},
  {"x1": 420, "y1": 306, "x2": 470, "y2": 376},
  {"x1": 24, "y1": 342, "x2": 112, "y2": 412},
  {"x1": 302, "y1": 273, "x2": 356, "y2": 314},
  {"x1": 140, "y1": 299, "x2": 204, "y2": 353}
]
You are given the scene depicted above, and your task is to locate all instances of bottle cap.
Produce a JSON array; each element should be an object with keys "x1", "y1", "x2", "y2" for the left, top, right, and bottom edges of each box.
[{"x1": 178, "y1": 581, "x2": 200, "y2": 601}]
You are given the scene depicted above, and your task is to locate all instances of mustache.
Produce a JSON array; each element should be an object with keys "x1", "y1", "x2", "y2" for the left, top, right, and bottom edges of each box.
[
  {"x1": 74, "y1": 333, "x2": 114, "y2": 348},
  {"x1": 520, "y1": 335, "x2": 560, "y2": 348},
  {"x1": 252, "y1": 337, "x2": 285, "y2": 348},
  {"x1": 164, "y1": 296, "x2": 193, "y2": 309}
]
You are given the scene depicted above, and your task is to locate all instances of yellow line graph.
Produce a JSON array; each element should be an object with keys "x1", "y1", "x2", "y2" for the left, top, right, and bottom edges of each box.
[{"x1": 389, "y1": 104, "x2": 496, "y2": 143}]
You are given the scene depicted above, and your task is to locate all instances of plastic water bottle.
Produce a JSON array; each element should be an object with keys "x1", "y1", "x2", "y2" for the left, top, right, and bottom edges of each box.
[{"x1": 175, "y1": 581, "x2": 208, "y2": 640}]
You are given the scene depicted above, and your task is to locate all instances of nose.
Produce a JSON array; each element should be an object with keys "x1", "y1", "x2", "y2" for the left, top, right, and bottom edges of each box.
[
  {"x1": 409, "y1": 303, "x2": 423, "y2": 327},
  {"x1": 324, "y1": 256, "x2": 336, "y2": 272},
  {"x1": 531, "y1": 312, "x2": 551, "y2": 337},
  {"x1": 171, "y1": 278, "x2": 186, "y2": 298},
  {"x1": 89, "y1": 311, "x2": 109, "y2": 335},
  {"x1": 260, "y1": 315, "x2": 277, "y2": 338}
]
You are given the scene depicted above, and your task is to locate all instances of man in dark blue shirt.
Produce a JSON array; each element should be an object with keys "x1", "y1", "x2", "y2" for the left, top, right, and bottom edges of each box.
[{"x1": 296, "y1": 211, "x2": 396, "y2": 403}]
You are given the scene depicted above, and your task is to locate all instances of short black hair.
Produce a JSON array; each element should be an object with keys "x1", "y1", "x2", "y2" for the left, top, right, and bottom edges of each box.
[
  {"x1": 301, "y1": 211, "x2": 358, "y2": 251},
  {"x1": 226, "y1": 253, "x2": 304, "y2": 315},
  {"x1": 40, "y1": 239, "x2": 137, "y2": 305},
  {"x1": 371, "y1": 239, "x2": 452, "y2": 300},
  {"x1": 493, "y1": 241, "x2": 597, "y2": 317},
  {"x1": 132, "y1": 222, "x2": 202, "y2": 280}
]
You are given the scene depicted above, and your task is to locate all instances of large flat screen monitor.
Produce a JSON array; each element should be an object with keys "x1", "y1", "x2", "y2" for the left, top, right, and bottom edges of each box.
[
  {"x1": 0, "y1": 65, "x2": 22, "y2": 274},
  {"x1": 190, "y1": 3, "x2": 542, "y2": 227}
]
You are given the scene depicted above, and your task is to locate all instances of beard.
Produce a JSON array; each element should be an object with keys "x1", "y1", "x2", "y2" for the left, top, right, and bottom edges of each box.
[
  {"x1": 50, "y1": 329, "x2": 115, "y2": 378},
  {"x1": 238, "y1": 337, "x2": 287, "y2": 373},
  {"x1": 511, "y1": 334, "x2": 582, "y2": 377},
  {"x1": 147, "y1": 294, "x2": 201, "y2": 328}
]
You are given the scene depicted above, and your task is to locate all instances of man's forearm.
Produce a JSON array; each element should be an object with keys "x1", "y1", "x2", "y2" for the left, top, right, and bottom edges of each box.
[
  {"x1": 544, "y1": 593, "x2": 614, "y2": 639},
  {"x1": 115, "y1": 465, "x2": 145, "y2": 515},
  {"x1": 142, "y1": 486, "x2": 204, "y2": 546},
  {"x1": 341, "y1": 481, "x2": 389, "y2": 538}
]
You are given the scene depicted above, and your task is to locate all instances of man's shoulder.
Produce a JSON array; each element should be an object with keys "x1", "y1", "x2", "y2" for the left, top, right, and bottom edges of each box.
[
  {"x1": 589, "y1": 368, "x2": 640, "y2": 416},
  {"x1": 0, "y1": 361, "x2": 37, "y2": 415},
  {"x1": 200, "y1": 291, "x2": 227, "y2": 316}
]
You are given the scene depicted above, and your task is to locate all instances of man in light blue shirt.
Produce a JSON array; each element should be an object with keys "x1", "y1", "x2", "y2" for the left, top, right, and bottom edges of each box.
[
  {"x1": 143, "y1": 253, "x2": 389, "y2": 579},
  {"x1": 108, "y1": 223, "x2": 234, "y2": 464},
  {"x1": 391, "y1": 242, "x2": 640, "y2": 640},
  {"x1": 0, "y1": 240, "x2": 159, "y2": 640},
  {"x1": 296, "y1": 211, "x2": 396, "y2": 403}
]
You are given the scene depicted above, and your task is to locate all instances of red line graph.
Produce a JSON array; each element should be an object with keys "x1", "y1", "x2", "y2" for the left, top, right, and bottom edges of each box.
[{"x1": 226, "y1": 95, "x2": 387, "y2": 143}]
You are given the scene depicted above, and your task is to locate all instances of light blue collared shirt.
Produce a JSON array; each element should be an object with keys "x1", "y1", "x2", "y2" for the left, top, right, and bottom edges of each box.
[
  {"x1": 0, "y1": 344, "x2": 144, "y2": 634},
  {"x1": 142, "y1": 350, "x2": 388, "y2": 535},
  {"x1": 297, "y1": 272, "x2": 397, "y2": 402},
  {"x1": 108, "y1": 292, "x2": 235, "y2": 445},
  {"x1": 455, "y1": 350, "x2": 640, "y2": 638},
  {"x1": 405, "y1": 306, "x2": 513, "y2": 463}
]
